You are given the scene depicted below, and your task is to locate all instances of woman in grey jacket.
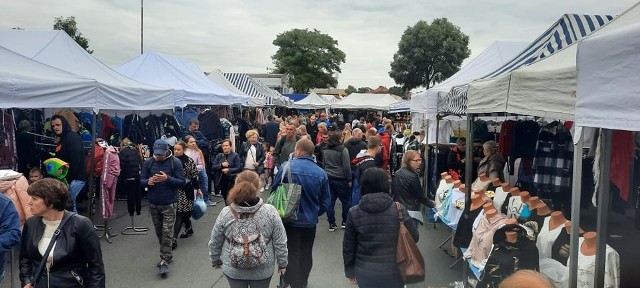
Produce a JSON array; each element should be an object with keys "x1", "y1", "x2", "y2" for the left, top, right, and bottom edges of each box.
[{"x1": 209, "y1": 170, "x2": 287, "y2": 288}]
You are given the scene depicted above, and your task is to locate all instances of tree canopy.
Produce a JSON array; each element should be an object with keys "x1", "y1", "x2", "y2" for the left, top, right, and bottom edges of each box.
[
  {"x1": 389, "y1": 18, "x2": 470, "y2": 91},
  {"x1": 344, "y1": 85, "x2": 357, "y2": 95},
  {"x1": 53, "y1": 16, "x2": 93, "y2": 54},
  {"x1": 271, "y1": 28, "x2": 346, "y2": 93},
  {"x1": 388, "y1": 86, "x2": 408, "y2": 99}
]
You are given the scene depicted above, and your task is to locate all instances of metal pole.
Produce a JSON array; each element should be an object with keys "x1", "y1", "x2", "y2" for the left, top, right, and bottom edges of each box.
[
  {"x1": 423, "y1": 118, "x2": 430, "y2": 195},
  {"x1": 434, "y1": 116, "x2": 440, "y2": 188},
  {"x1": 594, "y1": 129, "x2": 612, "y2": 288},
  {"x1": 462, "y1": 114, "x2": 473, "y2": 288},
  {"x1": 140, "y1": 0, "x2": 144, "y2": 55},
  {"x1": 88, "y1": 112, "x2": 97, "y2": 221},
  {"x1": 568, "y1": 127, "x2": 584, "y2": 288}
]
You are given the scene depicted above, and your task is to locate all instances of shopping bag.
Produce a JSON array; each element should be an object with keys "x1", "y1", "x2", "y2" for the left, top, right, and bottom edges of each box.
[
  {"x1": 394, "y1": 202, "x2": 425, "y2": 284},
  {"x1": 192, "y1": 197, "x2": 207, "y2": 220},
  {"x1": 267, "y1": 161, "x2": 301, "y2": 223}
]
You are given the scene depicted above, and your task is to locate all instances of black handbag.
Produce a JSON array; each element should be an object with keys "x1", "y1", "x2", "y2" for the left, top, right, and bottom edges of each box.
[{"x1": 30, "y1": 212, "x2": 76, "y2": 287}]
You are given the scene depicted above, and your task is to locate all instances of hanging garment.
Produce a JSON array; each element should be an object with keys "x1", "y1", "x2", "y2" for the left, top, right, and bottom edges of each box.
[
  {"x1": 478, "y1": 224, "x2": 540, "y2": 288},
  {"x1": 551, "y1": 228, "x2": 574, "y2": 266},
  {"x1": 509, "y1": 120, "x2": 540, "y2": 172},
  {"x1": 465, "y1": 213, "x2": 508, "y2": 267},
  {"x1": 198, "y1": 110, "x2": 225, "y2": 141},
  {"x1": 0, "y1": 112, "x2": 17, "y2": 169},
  {"x1": 536, "y1": 216, "x2": 566, "y2": 259},
  {"x1": 610, "y1": 130, "x2": 633, "y2": 201},
  {"x1": 567, "y1": 238, "x2": 620, "y2": 288},
  {"x1": 498, "y1": 120, "x2": 516, "y2": 159},
  {"x1": 493, "y1": 187, "x2": 510, "y2": 213},
  {"x1": 444, "y1": 187, "x2": 466, "y2": 228},
  {"x1": 453, "y1": 205, "x2": 485, "y2": 249},
  {"x1": 532, "y1": 122, "x2": 574, "y2": 195},
  {"x1": 100, "y1": 146, "x2": 120, "y2": 220}
]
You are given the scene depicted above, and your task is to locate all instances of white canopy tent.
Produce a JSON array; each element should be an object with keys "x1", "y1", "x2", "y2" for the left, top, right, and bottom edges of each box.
[
  {"x1": 115, "y1": 51, "x2": 251, "y2": 107},
  {"x1": 0, "y1": 46, "x2": 99, "y2": 108},
  {"x1": 408, "y1": 41, "x2": 528, "y2": 116},
  {"x1": 207, "y1": 69, "x2": 265, "y2": 107},
  {"x1": 331, "y1": 93, "x2": 400, "y2": 110},
  {"x1": 0, "y1": 30, "x2": 174, "y2": 112},
  {"x1": 320, "y1": 94, "x2": 340, "y2": 104},
  {"x1": 292, "y1": 92, "x2": 330, "y2": 109}
]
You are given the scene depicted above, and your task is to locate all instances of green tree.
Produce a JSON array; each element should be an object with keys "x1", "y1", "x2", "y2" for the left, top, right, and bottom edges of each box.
[
  {"x1": 388, "y1": 86, "x2": 407, "y2": 99},
  {"x1": 344, "y1": 85, "x2": 357, "y2": 95},
  {"x1": 389, "y1": 18, "x2": 470, "y2": 90},
  {"x1": 357, "y1": 87, "x2": 372, "y2": 93},
  {"x1": 53, "y1": 16, "x2": 93, "y2": 54},
  {"x1": 271, "y1": 28, "x2": 346, "y2": 93}
]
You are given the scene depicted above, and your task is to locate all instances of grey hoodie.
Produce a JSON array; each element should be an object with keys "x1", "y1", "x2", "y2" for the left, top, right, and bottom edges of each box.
[{"x1": 209, "y1": 198, "x2": 288, "y2": 280}]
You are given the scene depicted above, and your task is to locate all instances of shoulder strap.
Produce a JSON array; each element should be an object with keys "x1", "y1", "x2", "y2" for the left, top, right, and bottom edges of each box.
[
  {"x1": 394, "y1": 202, "x2": 404, "y2": 223},
  {"x1": 31, "y1": 212, "x2": 77, "y2": 285}
]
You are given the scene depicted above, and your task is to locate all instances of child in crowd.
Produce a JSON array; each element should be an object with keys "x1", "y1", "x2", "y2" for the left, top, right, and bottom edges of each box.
[
  {"x1": 260, "y1": 143, "x2": 274, "y2": 192},
  {"x1": 28, "y1": 167, "x2": 43, "y2": 184}
]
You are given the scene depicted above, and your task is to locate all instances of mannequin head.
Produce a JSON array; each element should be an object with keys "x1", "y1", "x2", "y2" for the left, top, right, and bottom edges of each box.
[
  {"x1": 459, "y1": 184, "x2": 466, "y2": 193},
  {"x1": 505, "y1": 218, "x2": 518, "y2": 225},
  {"x1": 520, "y1": 191, "x2": 531, "y2": 203},
  {"x1": 453, "y1": 180, "x2": 462, "y2": 188},
  {"x1": 483, "y1": 202, "x2": 495, "y2": 212},
  {"x1": 509, "y1": 187, "x2": 521, "y2": 195},
  {"x1": 441, "y1": 172, "x2": 449, "y2": 179},
  {"x1": 445, "y1": 175, "x2": 454, "y2": 184},
  {"x1": 535, "y1": 203, "x2": 551, "y2": 216},
  {"x1": 501, "y1": 182, "x2": 512, "y2": 191},
  {"x1": 505, "y1": 231, "x2": 518, "y2": 243},
  {"x1": 491, "y1": 177, "x2": 502, "y2": 186},
  {"x1": 528, "y1": 196, "x2": 542, "y2": 209},
  {"x1": 499, "y1": 270, "x2": 555, "y2": 288},
  {"x1": 486, "y1": 209, "x2": 497, "y2": 219},
  {"x1": 581, "y1": 232, "x2": 597, "y2": 256},
  {"x1": 479, "y1": 173, "x2": 489, "y2": 182}
]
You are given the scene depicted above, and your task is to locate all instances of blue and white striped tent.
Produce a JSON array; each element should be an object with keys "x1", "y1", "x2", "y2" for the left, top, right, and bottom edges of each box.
[
  {"x1": 440, "y1": 14, "x2": 614, "y2": 115},
  {"x1": 223, "y1": 73, "x2": 291, "y2": 106},
  {"x1": 389, "y1": 100, "x2": 410, "y2": 113}
]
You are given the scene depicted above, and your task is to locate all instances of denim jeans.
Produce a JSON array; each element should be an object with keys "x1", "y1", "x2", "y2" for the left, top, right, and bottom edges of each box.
[
  {"x1": 350, "y1": 170, "x2": 360, "y2": 206},
  {"x1": 198, "y1": 169, "x2": 209, "y2": 202},
  {"x1": 69, "y1": 180, "x2": 86, "y2": 212},
  {"x1": 327, "y1": 178, "x2": 351, "y2": 225},
  {"x1": 356, "y1": 275, "x2": 404, "y2": 288}
]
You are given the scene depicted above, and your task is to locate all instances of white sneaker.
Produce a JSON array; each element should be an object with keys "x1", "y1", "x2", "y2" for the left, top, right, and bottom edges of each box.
[{"x1": 205, "y1": 200, "x2": 217, "y2": 206}]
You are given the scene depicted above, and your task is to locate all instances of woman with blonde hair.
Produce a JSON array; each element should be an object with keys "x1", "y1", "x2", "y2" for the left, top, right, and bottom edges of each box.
[
  {"x1": 209, "y1": 170, "x2": 288, "y2": 288},
  {"x1": 239, "y1": 130, "x2": 266, "y2": 186},
  {"x1": 477, "y1": 140, "x2": 506, "y2": 181},
  {"x1": 315, "y1": 122, "x2": 327, "y2": 144},
  {"x1": 185, "y1": 135, "x2": 212, "y2": 206},
  {"x1": 391, "y1": 150, "x2": 434, "y2": 229}
]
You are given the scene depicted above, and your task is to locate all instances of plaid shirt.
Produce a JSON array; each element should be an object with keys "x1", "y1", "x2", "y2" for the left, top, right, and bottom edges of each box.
[{"x1": 532, "y1": 122, "x2": 574, "y2": 194}]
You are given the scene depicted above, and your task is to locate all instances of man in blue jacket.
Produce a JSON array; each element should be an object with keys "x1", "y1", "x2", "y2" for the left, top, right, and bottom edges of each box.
[
  {"x1": 272, "y1": 138, "x2": 330, "y2": 288},
  {"x1": 0, "y1": 193, "x2": 20, "y2": 284},
  {"x1": 140, "y1": 139, "x2": 185, "y2": 277}
]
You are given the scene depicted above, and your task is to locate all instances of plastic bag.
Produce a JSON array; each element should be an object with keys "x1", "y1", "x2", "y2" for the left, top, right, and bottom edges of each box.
[
  {"x1": 267, "y1": 186, "x2": 287, "y2": 217},
  {"x1": 192, "y1": 197, "x2": 206, "y2": 220}
]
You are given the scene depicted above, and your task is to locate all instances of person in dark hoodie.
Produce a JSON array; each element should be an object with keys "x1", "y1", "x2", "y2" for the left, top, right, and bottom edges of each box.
[
  {"x1": 323, "y1": 127, "x2": 352, "y2": 232},
  {"x1": 343, "y1": 168, "x2": 418, "y2": 288},
  {"x1": 343, "y1": 128, "x2": 368, "y2": 206},
  {"x1": 50, "y1": 115, "x2": 86, "y2": 212},
  {"x1": 140, "y1": 139, "x2": 186, "y2": 277},
  {"x1": 351, "y1": 136, "x2": 382, "y2": 206}
]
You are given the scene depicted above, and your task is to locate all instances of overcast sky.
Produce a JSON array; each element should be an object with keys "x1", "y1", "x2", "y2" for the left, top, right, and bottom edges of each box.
[{"x1": 1, "y1": 0, "x2": 638, "y2": 89}]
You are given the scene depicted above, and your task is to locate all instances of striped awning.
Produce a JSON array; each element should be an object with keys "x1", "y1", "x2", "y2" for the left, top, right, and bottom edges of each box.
[
  {"x1": 440, "y1": 14, "x2": 614, "y2": 115},
  {"x1": 222, "y1": 72, "x2": 269, "y2": 103},
  {"x1": 389, "y1": 100, "x2": 410, "y2": 113}
]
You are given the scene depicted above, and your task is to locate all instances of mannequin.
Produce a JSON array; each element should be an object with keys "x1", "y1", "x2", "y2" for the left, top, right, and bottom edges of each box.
[
  {"x1": 581, "y1": 231, "x2": 597, "y2": 256},
  {"x1": 501, "y1": 182, "x2": 512, "y2": 192},
  {"x1": 491, "y1": 177, "x2": 502, "y2": 187},
  {"x1": 549, "y1": 211, "x2": 567, "y2": 230},
  {"x1": 505, "y1": 231, "x2": 518, "y2": 243},
  {"x1": 528, "y1": 196, "x2": 542, "y2": 210},
  {"x1": 509, "y1": 187, "x2": 521, "y2": 196},
  {"x1": 472, "y1": 188, "x2": 484, "y2": 196},
  {"x1": 505, "y1": 218, "x2": 518, "y2": 225},
  {"x1": 470, "y1": 194, "x2": 485, "y2": 211},
  {"x1": 535, "y1": 203, "x2": 552, "y2": 216},
  {"x1": 445, "y1": 175, "x2": 454, "y2": 184},
  {"x1": 441, "y1": 172, "x2": 449, "y2": 179},
  {"x1": 518, "y1": 192, "x2": 532, "y2": 221},
  {"x1": 494, "y1": 182, "x2": 512, "y2": 214},
  {"x1": 506, "y1": 188, "x2": 524, "y2": 219},
  {"x1": 472, "y1": 172, "x2": 491, "y2": 192},
  {"x1": 479, "y1": 173, "x2": 489, "y2": 182},
  {"x1": 485, "y1": 208, "x2": 497, "y2": 219},
  {"x1": 520, "y1": 191, "x2": 531, "y2": 203},
  {"x1": 454, "y1": 179, "x2": 462, "y2": 188},
  {"x1": 483, "y1": 202, "x2": 495, "y2": 212},
  {"x1": 459, "y1": 184, "x2": 466, "y2": 193}
]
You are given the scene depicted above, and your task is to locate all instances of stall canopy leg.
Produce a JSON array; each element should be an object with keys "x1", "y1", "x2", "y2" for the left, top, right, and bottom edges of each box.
[
  {"x1": 569, "y1": 128, "x2": 584, "y2": 288},
  {"x1": 594, "y1": 129, "x2": 612, "y2": 288}
]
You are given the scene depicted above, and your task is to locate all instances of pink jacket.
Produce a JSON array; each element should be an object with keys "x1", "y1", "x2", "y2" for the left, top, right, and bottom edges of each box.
[
  {"x1": 0, "y1": 175, "x2": 32, "y2": 228},
  {"x1": 101, "y1": 146, "x2": 121, "y2": 190}
]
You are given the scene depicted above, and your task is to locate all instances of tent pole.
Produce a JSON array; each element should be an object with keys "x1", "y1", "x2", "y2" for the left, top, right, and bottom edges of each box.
[
  {"x1": 568, "y1": 127, "x2": 584, "y2": 288},
  {"x1": 434, "y1": 115, "x2": 440, "y2": 189},
  {"x1": 423, "y1": 118, "x2": 430, "y2": 195},
  {"x1": 463, "y1": 114, "x2": 474, "y2": 288},
  {"x1": 594, "y1": 129, "x2": 612, "y2": 288},
  {"x1": 88, "y1": 112, "x2": 97, "y2": 221}
]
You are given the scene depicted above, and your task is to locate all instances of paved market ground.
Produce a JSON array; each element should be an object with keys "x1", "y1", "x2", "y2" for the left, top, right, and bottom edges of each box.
[{"x1": 1, "y1": 193, "x2": 461, "y2": 288}]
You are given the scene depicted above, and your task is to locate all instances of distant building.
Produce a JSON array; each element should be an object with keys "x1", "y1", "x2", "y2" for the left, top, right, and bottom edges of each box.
[
  {"x1": 247, "y1": 73, "x2": 289, "y2": 93},
  {"x1": 371, "y1": 86, "x2": 389, "y2": 94},
  {"x1": 310, "y1": 88, "x2": 346, "y2": 97}
]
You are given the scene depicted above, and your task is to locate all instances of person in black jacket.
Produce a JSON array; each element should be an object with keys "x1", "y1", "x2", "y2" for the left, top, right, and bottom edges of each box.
[
  {"x1": 211, "y1": 139, "x2": 243, "y2": 204},
  {"x1": 262, "y1": 115, "x2": 280, "y2": 148},
  {"x1": 20, "y1": 178, "x2": 104, "y2": 288},
  {"x1": 323, "y1": 128, "x2": 352, "y2": 232},
  {"x1": 447, "y1": 137, "x2": 467, "y2": 181},
  {"x1": 392, "y1": 150, "x2": 435, "y2": 228},
  {"x1": 350, "y1": 136, "x2": 381, "y2": 206},
  {"x1": 50, "y1": 115, "x2": 86, "y2": 212},
  {"x1": 343, "y1": 168, "x2": 418, "y2": 288},
  {"x1": 119, "y1": 139, "x2": 142, "y2": 216}
]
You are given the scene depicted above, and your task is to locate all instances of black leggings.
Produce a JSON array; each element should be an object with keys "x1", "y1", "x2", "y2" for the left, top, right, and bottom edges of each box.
[
  {"x1": 218, "y1": 175, "x2": 236, "y2": 205},
  {"x1": 173, "y1": 211, "x2": 192, "y2": 238},
  {"x1": 123, "y1": 179, "x2": 142, "y2": 216}
]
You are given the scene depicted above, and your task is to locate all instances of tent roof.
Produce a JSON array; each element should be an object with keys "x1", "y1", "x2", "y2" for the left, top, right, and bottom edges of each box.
[
  {"x1": 0, "y1": 30, "x2": 174, "y2": 111},
  {"x1": 466, "y1": 13, "x2": 615, "y2": 118},
  {"x1": 389, "y1": 100, "x2": 410, "y2": 113},
  {"x1": 116, "y1": 51, "x2": 250, "y2": 107},
  {"x1": 576, "y1": 3, "x2": 640, "y2": 130},
  {"x1": 332, "y1": 93, "x2": 399, "y2": 110},
  {"x1": 0, "y1": 46, "x2": 99, "y2": 108},
  {"x1": 207, "y1": 69, "x2": 265, "y2": 107},
  {"x1": 320, "y1": 94, "x2": 340, "y2": 103},
  {"x1": 414, "y1": 41, "x2": 528, "y2": 116},
  {"x1": 222, "y1": 73, "x2": 291, "y2": 106},
  {"x1": 292, "y1": 92, "x2": 330, "y2": 109}
]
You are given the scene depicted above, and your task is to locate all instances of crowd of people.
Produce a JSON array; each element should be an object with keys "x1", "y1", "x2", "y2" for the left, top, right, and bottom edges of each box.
[{"x1": 0, "y1": 110, "x2": 542, "y2": 288}]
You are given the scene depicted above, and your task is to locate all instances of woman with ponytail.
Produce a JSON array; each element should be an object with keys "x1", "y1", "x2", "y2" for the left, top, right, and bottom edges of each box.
[{"x1": 208, "y1": 170, "x2": 288, "y2": 288}]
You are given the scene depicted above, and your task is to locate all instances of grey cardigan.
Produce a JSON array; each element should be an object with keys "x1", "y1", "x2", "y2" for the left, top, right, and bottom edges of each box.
[{"x1": 208, "y1": 198, "x2": 288, "y2": 280}]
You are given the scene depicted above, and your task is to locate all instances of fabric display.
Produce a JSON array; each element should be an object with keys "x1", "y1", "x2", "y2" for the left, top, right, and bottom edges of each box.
[
  {"x1": 435, "y1": 178, "x2": 454, "y2": 210},
  {"x1": 477, "y1": 224, "x2": 539, "y2": 288},
  {"x1": 517, "y1": 204, "x2": 531, "y2": 222},
  {"x1": 508, "y1": 120, "x2": 540, "y2": 174},
  {"x1": 100, "y1": 145, "x2": 120, "y2": 220},
  {"x1": 506, "y1": 195, "x2": 524, "y2": 219},
  {"x1": 438, "y1": 186, "x2": 465, "y2": 228},
  {"x1": 521, "y1": 210, "x2": 547, "y2": 238},
  {"x1": 532, "y1": 121, "x2": 574, "y2": 195},
  {"x1": 568, "y1": 238, "x2": 620, "y2": 288},
  {"x1": 492, "y1": 186, "x2": 510, "y2": 212},
  {"x1": 498, "y1": 120, "x2": 515, "y2": 159},
  {"x1": 471, "y1": 177, "x2": 491, "y2": 192},
  {"x1": 0, "y1": 110, "x2": 17, "y2": 169},
  {"x1": 453, "y1": 205, "x2": 485, "y2": 249},
  {"x1": 464, "y1": 212, "x2": 508, "y2": 267},
  {"x1": 550, "y1": 228, "x2": 574, "y2": 266},
  {"x1": 536, "y1": 216, "x2": 566, "y2": 259}
]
